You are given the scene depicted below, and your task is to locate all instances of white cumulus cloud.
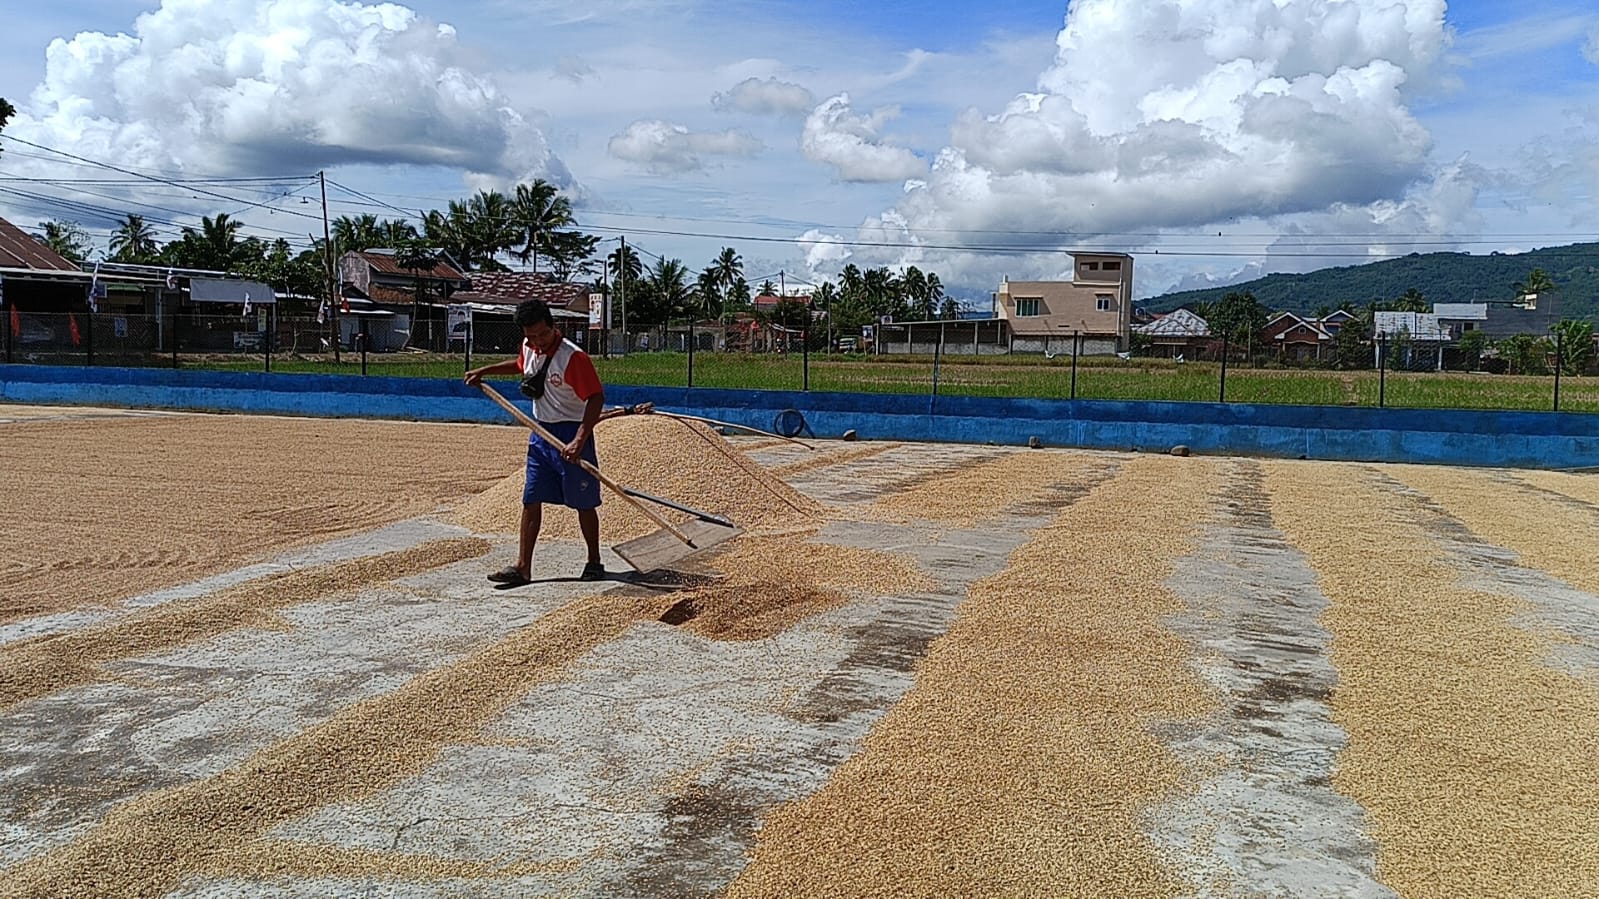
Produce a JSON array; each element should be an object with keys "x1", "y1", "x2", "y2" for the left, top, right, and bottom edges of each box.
[
  {"x1": 1584, "y1": 26, "x2": 1599, "y2": 65},
  {"x1": 801, "y1": 93, "x2": 925, "y2": 183},
  {"x1": 824, "y1": 0, "x2": 1468, "y2": 295},
  {"x1": 607, "y1": 119, "x2": 762, "y2": 173},
  {"x1": 711, "y1": 76, "x2": 815, "y2": 116},
  {"x1": 9, "y1": 0, "x2": 571, "y2": 187}
]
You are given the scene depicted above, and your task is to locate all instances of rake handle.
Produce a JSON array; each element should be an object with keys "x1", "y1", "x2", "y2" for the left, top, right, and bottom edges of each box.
[{"x1": 477, "y1": 382, "x2": 696, "y2": 547}]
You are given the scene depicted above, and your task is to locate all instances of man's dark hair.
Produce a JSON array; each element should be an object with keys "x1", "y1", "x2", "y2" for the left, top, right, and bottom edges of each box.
[{"x1": 514, "y1": 299, "x2": 555, "y2": 327}]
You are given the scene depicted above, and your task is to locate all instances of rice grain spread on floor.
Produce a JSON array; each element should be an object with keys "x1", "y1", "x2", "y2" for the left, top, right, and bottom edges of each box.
[{"x1": 2, "y1": 404, "x2": 1597, "y2": 897}]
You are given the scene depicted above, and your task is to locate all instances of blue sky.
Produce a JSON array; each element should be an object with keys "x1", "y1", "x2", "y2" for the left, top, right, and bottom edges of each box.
[{"x1": 3, "y1": 0, "x2": 1598, "y2": 301}]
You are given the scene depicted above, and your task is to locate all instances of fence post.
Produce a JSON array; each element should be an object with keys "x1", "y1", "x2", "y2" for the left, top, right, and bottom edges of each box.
[
  {"x1": 1219, "y1": 332, "x2": 1230, "y2": 402},
  {"x1": 687, "y1": 317, "x2": 695, "y2": 388},
  {"x1": 1377, "y1": 331, "x2": 1387, "y2": 408},
  {"x1": 359, "y1": 321, "x2": 369, "y2": 376},
  {"x1": 85, "y1": 311, "x2": 95, "y2": 367},
  {"x1": 1554, "y1": 330, "x2": 1563, "y2": 412},
  {"x1": 171, "y1": 306, "x2": 180, "y2": 369},
  {"x1": 3, "y1": 302, "x2": 11, "y2": 364},
  {"x1": 1070, "y1": 331, "x2": 1079, "y2": 400},
  {"x1": 464, "y1": 319, "x2": 473, "y2": 374},
  {"x1": 265, "y1": 308, "x2": 273, "y2": 373},
  {"x1": 803, "y1": 318, "x2": 811, "y2": 391}
]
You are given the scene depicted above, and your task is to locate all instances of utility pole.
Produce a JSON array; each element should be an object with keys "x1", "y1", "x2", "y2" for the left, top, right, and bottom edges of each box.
[
  {"x1": 320, "y1": 170, "x2": 340, "y2": 362},
  {"x1": 618, "y1": 235, "x2": 628, "y2": 354}
]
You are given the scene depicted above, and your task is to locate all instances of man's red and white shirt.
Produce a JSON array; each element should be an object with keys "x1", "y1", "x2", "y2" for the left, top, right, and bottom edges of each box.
[{"x1": 520, "y1": 337, "x2": 602, "y2": 423}]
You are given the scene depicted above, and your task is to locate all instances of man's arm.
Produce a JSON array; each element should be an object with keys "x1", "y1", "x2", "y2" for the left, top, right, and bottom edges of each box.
[
  {"x1": 463, "y1": 357, "x2": 522, "y2": 386},
  {"x1": 564, "y1": 389, "x2": 606, "y2": 462}
]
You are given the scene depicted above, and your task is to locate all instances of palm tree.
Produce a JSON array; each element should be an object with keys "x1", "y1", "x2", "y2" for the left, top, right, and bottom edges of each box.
[
  {"x1": 652, "y1": 258, "x2": 694, "y2": 318},
  {"x1": 394, "y1": 239, "x2": 439, "y2": 347},
  {"x1": 173, "y1": 214, "x2": 245, "y2": 271},
  {"x1": 901, "y1": 266, "x2": 929, "y2": 318},
  {"x1": 710, "y1": 247, "x2": 743, "y2": 307},
  {"x1": 758, "y1": 279, "x2": 778, "y2": 297},
  {"x1": 379, "y1": 219, "x2": 419, "y2": 248},
  {"x1": 331, "y1": 214, "x2": 385, "y2": 254},
  {"x1": 511, "y1": 180, "x2": 575, "y2": 272},
  {"x1": 1393, "y1": 287, "x2": 1427, "y2": 313},
  {"x1": 695, "y1": 266, "x2": 722, "y2": 321},
  {"x1": 109, "y1": 214, "x2": 159, "y2": 263},
  {"x1": 464, "y1": 189, "x2": 519, "y2": 269},
  {"x1": 926, "y1": 273, "x2": 946, "y2": 319},
  {"x1": 37, "y1": 220, "x2": 90, "y2": 262},
  {"x1": 814, "y1": 281, "x2": 838, "y2": 350},
  {"x1": 608, "y1": 244, "x2": 643, "y2": 286},
  {"x1": 1514, "y1": 268, "x2": 1556, "y2": 309}
]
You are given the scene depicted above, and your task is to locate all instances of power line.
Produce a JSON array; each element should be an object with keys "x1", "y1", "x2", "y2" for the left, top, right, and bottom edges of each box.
[
  {"x1": 0, "y1": 135, "x2": 322, "y2": 220},
  {"x1": 325, "y1": 178, "x2": 422, "y2": 220}
]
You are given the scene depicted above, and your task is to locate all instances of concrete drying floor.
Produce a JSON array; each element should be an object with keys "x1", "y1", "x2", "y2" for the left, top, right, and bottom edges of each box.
[{"x1": 2, "y1": 405, "x2": 1598, "y2": 897}]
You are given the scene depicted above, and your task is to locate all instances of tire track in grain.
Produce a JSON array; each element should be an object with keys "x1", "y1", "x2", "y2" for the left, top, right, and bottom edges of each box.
[
  {"x1": 769, "y1": 442, "x2": 901, "y2": 477},
  {"x1": 0, "y1": 538, "x2": 490, "y2": 711},
  {"x1": 1388, "y1": 464, "x2": 1599, "y2": 599},
  {"x1": 725, "y1": 455, "x2": 1221, "y2": 898},
  {"x1": 1263, "y1": 461, "x2": 1599, "y2": 898},
  {"x1": 864, "y1": 448, "x2": 1116, "y2": 527},
  {"x1": 0, "y1": 589, "x2": 687, "y2": 898},
  {"x1": 1512, "y1": 467, "x2": 1599, "y2": 519}
]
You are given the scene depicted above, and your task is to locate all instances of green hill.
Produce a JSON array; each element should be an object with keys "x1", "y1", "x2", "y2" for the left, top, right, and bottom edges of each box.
[{"x1": 1145, "y1": 242, "x2": 1599, "y2": 321}]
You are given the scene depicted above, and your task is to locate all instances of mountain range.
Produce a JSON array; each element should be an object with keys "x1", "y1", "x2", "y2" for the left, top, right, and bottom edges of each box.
[{"x1": 1143, "y1": 242, "x2": 1599, "y2": 321}]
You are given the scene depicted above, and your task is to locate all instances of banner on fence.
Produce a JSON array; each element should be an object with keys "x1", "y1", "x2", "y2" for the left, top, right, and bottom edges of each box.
[
  {"x1": 588, "y1": 293, "x2": 605, "y2": 329},
  {"x1": 447, "y1": 304, "x2": 472, "y2": 344}
]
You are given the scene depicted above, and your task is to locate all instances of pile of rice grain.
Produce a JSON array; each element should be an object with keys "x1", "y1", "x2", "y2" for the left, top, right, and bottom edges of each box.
[{"x1": 452, "y1": 415, "x2": 822, "y2": 540}]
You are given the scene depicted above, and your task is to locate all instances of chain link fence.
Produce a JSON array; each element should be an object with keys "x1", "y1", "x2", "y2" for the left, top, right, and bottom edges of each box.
[{"x1": 3, "y1": 310, "x2": 1595, "y2": 412}]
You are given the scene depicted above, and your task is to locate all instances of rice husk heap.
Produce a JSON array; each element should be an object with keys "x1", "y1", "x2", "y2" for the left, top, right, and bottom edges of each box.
[{"x1": 451, "y1": 415, "x2": 822, "y2": 539}]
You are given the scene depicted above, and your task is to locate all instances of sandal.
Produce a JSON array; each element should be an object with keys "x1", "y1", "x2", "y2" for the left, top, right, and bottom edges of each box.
[
  {"x1": 579, "y1": 561, "x2": 606, "y2": 582},
  {"x1": 487, "y1": 566, "x2": 532, "y2": 586}
]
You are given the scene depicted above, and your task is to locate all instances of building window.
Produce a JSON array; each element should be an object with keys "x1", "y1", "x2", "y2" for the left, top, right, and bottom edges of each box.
[
  {"x1": 1102, "y1": 261, "x2": 1121, "y2": 271},
  {"x1": 1081, "y1": 262, "x2": 1099, "y2": 271},
  {"x1": 1096, "y1": 295, "x2": 1113, "y2": 312},
  {"x1": 1015, "y1": 298, "x2": 1041, "y2": 317},
  {"x1": 1463, "y1": 322, "x2": 1476, "y2": 331}
]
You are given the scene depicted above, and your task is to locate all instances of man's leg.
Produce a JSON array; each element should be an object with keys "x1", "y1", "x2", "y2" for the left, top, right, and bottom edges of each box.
[
  {"x1": 577, "y1": 508, "x2": 600, "y2": 565},
  {"x1": 516, "y1": 502, "x2": 544, "y2": 577}
]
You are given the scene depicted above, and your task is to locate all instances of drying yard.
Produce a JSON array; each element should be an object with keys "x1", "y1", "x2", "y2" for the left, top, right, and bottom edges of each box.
[{"x1": 2, "y1": 402, "x2": 1598, "y2": 898}]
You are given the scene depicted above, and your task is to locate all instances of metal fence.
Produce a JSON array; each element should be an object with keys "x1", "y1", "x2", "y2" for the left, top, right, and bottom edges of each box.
[{"x1": 3, "y1": 310, "x2": 1595, "y2": 413}]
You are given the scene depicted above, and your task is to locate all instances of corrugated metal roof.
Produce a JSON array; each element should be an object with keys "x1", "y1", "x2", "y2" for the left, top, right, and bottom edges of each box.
[
  {"x1": 351, "y1": 249, "x2": 467, "y2": 282},
  {"x1": 0, "y1": 217, "x2": 81, "y2": 271},
  {"x1": 1134, "y1": 308, "x2": 1210, "y2": 338},
  {"x1": 454, "y1": 271, "x2": 589, "y2": 307}
]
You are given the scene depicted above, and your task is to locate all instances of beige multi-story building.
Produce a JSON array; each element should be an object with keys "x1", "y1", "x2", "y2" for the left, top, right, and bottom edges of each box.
[{"x1": 996, "y1": 253, "x2": 1134, "y2": 354}]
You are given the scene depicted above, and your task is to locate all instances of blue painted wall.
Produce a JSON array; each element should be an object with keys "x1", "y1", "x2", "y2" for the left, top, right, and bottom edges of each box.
[{"x1": 2, "y1": 364, "x2": 1595, "y2": 470}]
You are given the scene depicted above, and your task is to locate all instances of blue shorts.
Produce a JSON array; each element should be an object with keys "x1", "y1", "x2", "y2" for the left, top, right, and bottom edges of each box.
[{"x1": 523, "y1": 421, "x2": 602, "y2": 510}]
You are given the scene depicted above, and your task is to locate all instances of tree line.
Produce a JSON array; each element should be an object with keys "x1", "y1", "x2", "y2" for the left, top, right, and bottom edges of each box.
[
  {"x1": 23, "y1": 175, "x2": 954, "y2": 335},
  {"x1": 1174, "y1": 268, "x2": 1594, "y2": 375}
]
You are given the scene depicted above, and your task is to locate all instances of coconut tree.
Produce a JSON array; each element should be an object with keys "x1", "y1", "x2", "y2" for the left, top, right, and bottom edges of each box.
[
  {"x1": 694, "y1": 266, "x2": 722, "y2": 322},
  {"x1": 926, "y1": 272, "x2": 946, "y2": 319},
  {"x1": 510, "y1": 180, "x2": 575, "y2": 272},
  {"x1": 171, "y1": 214, "x2": 246, "y2": 271},
  {"x1": 710, "y1": 247, "x2": 743, "y2": 302},
  {"x1": 1513, "y1": 268, "x2": 1557, "y2": 311},
  {"x1": 37, "y1": 220, "x2": 91, "y2": 262},
  {"x1": 331, "y1": 214, "x2": 386, "y2": 254},
  {"x1": 394, "y1": 239, "x2": 440, "y2": 346},
  {"x1": 109, "y1": 214, "x2": 160, "y2": 263}
]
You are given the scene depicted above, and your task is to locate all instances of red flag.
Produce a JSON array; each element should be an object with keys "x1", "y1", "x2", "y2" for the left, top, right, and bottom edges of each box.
[
  {"x1": 8, "y1": 305, "x2": 17, "y2": 338},
  {"x1": 68, "y1": 314, "x2": 81, "y2": 346}
]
